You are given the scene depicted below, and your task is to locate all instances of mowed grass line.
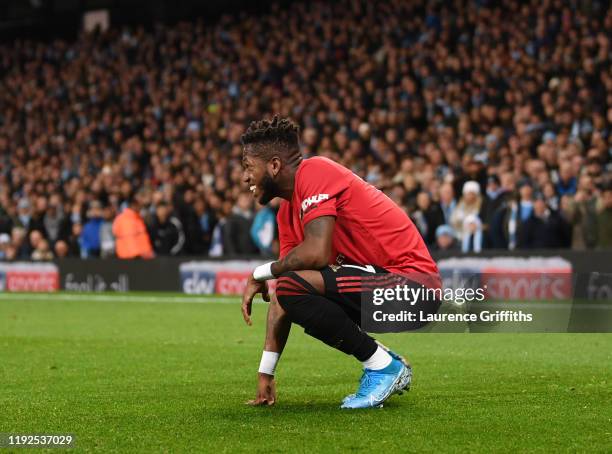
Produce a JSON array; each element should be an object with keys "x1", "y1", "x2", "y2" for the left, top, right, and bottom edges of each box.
[{"x1": 1, "y1": 294, "x2": 611, "y2": 453}]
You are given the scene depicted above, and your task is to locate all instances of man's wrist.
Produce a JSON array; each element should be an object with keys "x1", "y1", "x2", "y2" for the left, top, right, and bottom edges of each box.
[
  {"x1": 253, "y1": 261, "x2": 276, "y2": 281},
  {"x1": 258, "y1": 350, "x2": 280, "y2": 375},
  {"x1": 258, "y1": 371, "x2": 274, "y2": 379},
  {"x1": 270, "y1": 261, "x2": 279, "y2": 277}
]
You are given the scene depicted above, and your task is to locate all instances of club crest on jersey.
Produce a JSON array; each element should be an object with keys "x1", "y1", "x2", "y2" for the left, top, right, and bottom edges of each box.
[{"x1": 300, "y1": 193, "x2": 329, "y2": 219}]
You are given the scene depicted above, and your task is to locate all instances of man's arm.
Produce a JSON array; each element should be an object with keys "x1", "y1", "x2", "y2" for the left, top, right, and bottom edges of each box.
[
  {"x1": 247, "y1": 296, "x2": 291, "y2": 406},
  {"x1": 242, "y1": 215, "x2": 334, "y2": 405},
  {"x1": 263, "y1": 296, "x2": 292, "y2": 353},
  {"x1": 242, "y1": 215, "x2": 334, "y2": 325},
  {"x1": 270, "y1": 215, "x2": 335, "y2": 276}
]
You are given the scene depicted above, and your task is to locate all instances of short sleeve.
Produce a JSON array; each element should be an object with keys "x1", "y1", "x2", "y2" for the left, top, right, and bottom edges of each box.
[{"x1": 297, "y1": 158, "x2": 349, "y2": 226}]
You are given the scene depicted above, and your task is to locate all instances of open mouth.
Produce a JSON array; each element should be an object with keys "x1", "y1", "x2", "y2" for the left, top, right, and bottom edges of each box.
[{"x1": 250, "y1": 185, "x2": 258, "y2": 197}]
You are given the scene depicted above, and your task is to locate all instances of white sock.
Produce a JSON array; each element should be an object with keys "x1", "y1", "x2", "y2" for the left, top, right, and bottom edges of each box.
[{"x1": 362, "y1": 346, "x2": 392, "y2": 370}]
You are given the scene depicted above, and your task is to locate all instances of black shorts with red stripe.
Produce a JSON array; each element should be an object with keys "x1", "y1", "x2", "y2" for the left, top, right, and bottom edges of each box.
[{"x1": 320, "y1": 264, "x2": 441, "y2": 332}]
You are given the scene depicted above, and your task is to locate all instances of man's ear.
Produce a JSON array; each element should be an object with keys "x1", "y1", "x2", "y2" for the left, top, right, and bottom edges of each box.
[{"x1": 268, "y1": 156, "x2": 282, "y2": 177}]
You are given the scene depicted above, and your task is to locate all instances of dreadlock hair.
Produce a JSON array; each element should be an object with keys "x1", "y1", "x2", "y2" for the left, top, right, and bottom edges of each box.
[{"x1": 241, "y1": 115, "x2": 302, "y2": 166}]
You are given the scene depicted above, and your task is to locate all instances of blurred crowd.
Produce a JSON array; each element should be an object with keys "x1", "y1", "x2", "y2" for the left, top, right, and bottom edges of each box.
[{"x1": 0, "y1": 0, "x2": 611, "y2": 261}]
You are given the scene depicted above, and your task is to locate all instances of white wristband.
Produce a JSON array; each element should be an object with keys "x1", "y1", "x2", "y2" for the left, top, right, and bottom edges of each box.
[
  {"x1": 253, "y1": 261, "x2": 275, "y2": 281},
  {"x1": 258, "y1": 351, "x2": 280, "y2": 376}
]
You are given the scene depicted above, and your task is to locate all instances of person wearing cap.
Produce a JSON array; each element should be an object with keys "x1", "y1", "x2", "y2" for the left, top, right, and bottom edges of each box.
[
  {"x1": 451, "y1": 180, "x2": 483, "y2": 241},
  {"x1": 434, "y1": 224, "x2": 459, "y2": 252}
]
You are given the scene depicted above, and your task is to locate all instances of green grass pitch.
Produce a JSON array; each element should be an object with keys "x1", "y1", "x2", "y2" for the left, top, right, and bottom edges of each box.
[{"x1": 1, "y1": 292, "x2": 611, "y2": 453}]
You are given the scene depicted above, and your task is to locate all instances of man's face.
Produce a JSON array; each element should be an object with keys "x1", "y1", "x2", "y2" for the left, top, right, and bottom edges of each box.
[
  {"x1": 500, "y1": 172, "x2": 516, "y2": 192},
  {"x1": 55, "y1": 241, "x2": 68, "y2": 258},
  {"x1": 437, "y1": 234, "x2": 453, "y2": 250},
  {"x1": 520, "y1": 185, "x2": 533, "y2": 201},
  {"x1": 416, "y1": 192, "x2": 430, "y2": 210},
  {"x1": 156, "y1": 205, "x2": 169, "y2": 222},
  {"x1": 242, "y1": 153, "x2": 280, "y2": 205},
  {"x1": 440, "y1": 184, "x2": 454, "y2": 203},
  {"x1": 534, "y1": 199, "x2": 547, "y2": 216}
]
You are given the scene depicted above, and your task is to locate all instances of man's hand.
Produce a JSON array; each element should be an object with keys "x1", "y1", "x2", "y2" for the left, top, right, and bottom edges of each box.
[
  {"x1": 241, "y1": 275, "x2": 270, "y2": 325},
  {"x1": 247, "y1": 373, "x2": 277, "y2": 406}
]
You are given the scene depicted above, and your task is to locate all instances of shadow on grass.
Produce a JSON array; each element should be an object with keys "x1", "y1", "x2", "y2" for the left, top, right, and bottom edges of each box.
[{"x1": 202, "y1": 395, "x2": 429, "y2": 422}]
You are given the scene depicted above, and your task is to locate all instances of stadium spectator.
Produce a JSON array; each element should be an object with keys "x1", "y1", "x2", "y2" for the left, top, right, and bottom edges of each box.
[
  {"x1": 29, "y1": 197, "x2": 48, "y2": 238},
  {"x1": 31, "y1": 238, "x2": 53, "y2": 261},
  {"x1": 148, "y1": 201, "x2": 185, "y2": 256},
  {"x1": 28, "y1": 230, "x2": 44, "y2": 259},
  {"x1": 112, "y1": 195, "x2": 154, "y2": 259},
  {"x1": 223, "y1": 192, "x2": 258, "y2": 256},
  {"x1": 542, "y1": 182, "x2": 560, "y2": 211},
  {"x1": 480, "y1": 175, "x2": 506, "y2": 229},
  {"x1": 433, "y1": 225, "x2": 459, "y2": 252},
  {"x1": 561, "y1": 185, "x2": 599, "y2": 249},
  {"x1": 16, "y1": 199, "x2": 32, "y2": 231},
  {"x1": 80, "y1": 201, "x2": 104, "y2": 258},
  {"x1": 193, "y1": 197, "x2": 217, "y2": 253},
  {"x1": 177, "y1": 190, "x2": 207, "y2": 255},
  {"x1": 54, "y1": 240, "x2": 70, "y2": 259},
  {"x1": 0, "y1": 233, "x2": 10, "y2": 259},
  {"x1": 518, "y1": 184, "x2": 535, "y2": 223},
  {"x1": 11, "y1": 226, "x2": 29, "y2": 259},
  {"x1": 100, "y1": 206, "x2": 116, "y2": 258},
  {"x1": 250, "y1": 201, "x2": 278, "y2": 256},
  {"x1": 66, "y1": 223, "x2": 83, "y2": 258},
  {"x1": 461, "y1": 214, "x2": 485, "y2": 253},
  {"x1": 43, "y1": 194, "x2": 67, "y2": 246},
  {"x1": 438, "y1": 183, "x2": 457, "y2": 226},
  {"x1": 411, "y1": 191, "x2": 444, "y2": 247},
  {"x1": 451, "y1": 181, "x2": 483, "y2": 240},
  {"x1": 597, "y1": 184, "x2": 612, "y2": 248},
  {"x1": 520, "y1": 197, "x2": 570, "y2": 249},
  {"x1": 556, "y1": 162, "x2": 578, "y2": 196},
  {"x1": 490, "y1": 196, "x2": 522, "y2": 250}
]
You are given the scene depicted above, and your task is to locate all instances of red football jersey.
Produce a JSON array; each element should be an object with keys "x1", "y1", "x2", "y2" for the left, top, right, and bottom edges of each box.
[{"x1": 277, "y1": 157, "x2": 439, "y2": 279}]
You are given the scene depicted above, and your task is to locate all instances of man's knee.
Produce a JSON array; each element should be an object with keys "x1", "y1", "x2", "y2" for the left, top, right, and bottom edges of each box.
[
  {"x1": 277, "y1": 270, "x2": 324, "y2": 295},
  {"x1": 275, "y1": 270, "x2": 325, "y2": 310}
]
